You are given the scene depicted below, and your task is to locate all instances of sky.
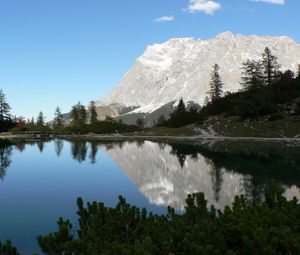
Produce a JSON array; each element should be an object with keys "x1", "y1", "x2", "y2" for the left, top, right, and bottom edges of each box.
[{"x1": 0, "y1": 0, "x2": 299, "y2": 120}]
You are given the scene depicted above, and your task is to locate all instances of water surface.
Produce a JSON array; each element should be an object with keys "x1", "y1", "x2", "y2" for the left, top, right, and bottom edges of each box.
[{"x1": 0, "y1": 139, "x2": 300, "y2": 254}]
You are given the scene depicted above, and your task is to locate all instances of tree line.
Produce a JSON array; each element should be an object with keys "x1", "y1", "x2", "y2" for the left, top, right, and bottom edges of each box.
[
  {"x1": 155, "y1": 47, "x2": 300, "y2": 127},
  {"x1": 1, "y1": 183, "x2": 300, "y2": 255}
]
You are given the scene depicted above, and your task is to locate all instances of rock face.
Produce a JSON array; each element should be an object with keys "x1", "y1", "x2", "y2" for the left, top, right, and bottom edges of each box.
[{"x1": 100, "y1": 32, "x2": 300, "y2": 123}]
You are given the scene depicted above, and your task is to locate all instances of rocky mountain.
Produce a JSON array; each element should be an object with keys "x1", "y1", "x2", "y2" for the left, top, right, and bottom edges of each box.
[{"x1": 98, "y1": 32, "x2": 300, "y2": 125}]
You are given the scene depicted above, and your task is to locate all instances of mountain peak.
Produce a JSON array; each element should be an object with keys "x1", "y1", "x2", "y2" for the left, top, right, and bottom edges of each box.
[{"x1": 102, "y1": 33, "x2": 300, "y2": 115}]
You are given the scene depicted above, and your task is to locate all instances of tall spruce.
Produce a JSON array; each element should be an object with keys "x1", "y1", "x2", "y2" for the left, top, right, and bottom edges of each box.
[
  {"x1": 240, "y1": 59, "x2": 264, "y2": 91},
  {"x1": 70, "y1": 102, "x2": 87, "y2": 126},
  {"x1": 262, "y1": 47, "x2": 281, "y2": 86},
  {"x1": 0, "y1": 89, "x2": 11, "y2": 121},
  {"x1": 176, "y1": 98, "x2": 186, "y2": 113},
  {"x1": 89, "y1": 101, "x2": 98, "y2": 125},
  {"x1": 36, "y1": 112, "x2": 45, "y2": 126},
  {"x1": 53, "y1": 107, "x2": 64, "y2": 129},
  {"x1": 208, "y1": 64, "x2": 223, "y2": 102}
]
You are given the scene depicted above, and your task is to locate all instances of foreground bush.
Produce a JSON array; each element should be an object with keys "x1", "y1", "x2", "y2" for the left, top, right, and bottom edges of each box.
[
  {"x1": 1, "y1": 183, "x2": 300, "y2": 254},
  {"x1": 0, "y1": 240, "x2": 20, "y2": 255},
  {"x1": 37, "y1": 183, "x2": 300, "y2": 255}
]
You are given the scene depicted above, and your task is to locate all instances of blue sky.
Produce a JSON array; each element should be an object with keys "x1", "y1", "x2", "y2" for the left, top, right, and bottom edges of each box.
[{"x1": 0, "y1": 0, "x2": 299, "y2": 120}]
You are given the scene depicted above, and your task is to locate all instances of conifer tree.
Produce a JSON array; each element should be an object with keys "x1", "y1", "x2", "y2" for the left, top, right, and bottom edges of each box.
[
  {"x1": 70, "y1": 104, "x2": 79, "y2": 126},
  {"x1": 36, "y1": 112, "x2": 45, "y2": 126},
  {"x1": 78, "y1": 104, "x2": 87, "y2": 125},
  {"x1": 176, "y1": 98, "x2": 186, "y2": 113},
  {"x1": 53, "y1": 107, "x2": 64, "y2": 129},
  {"x1": 208, "y1": 64, "x2": 223, "y2": 102},
  {"x1": 136, "y1": 117, "x2": 145, "y2": 129},
  {"x1": 0, "y1": 89, "x2": 11, "y2": 121},
  {"x1": 240, "y1": 60, "x2": 264, "y2": 91},
  {"x1": 89, "y1": 101, "x2": 98, "y2": 125},
  {"x1": 262, "y1": 47, "x2": 281, "y2": 86},
  {"x1": 70, "y1": 102, "x2": 87, "y2": 126}
]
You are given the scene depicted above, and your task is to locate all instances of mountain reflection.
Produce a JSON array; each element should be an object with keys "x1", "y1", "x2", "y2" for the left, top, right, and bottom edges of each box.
[
  {"x1": 100, "y1": 140, "x2": 300, "y2": 210},
  {"x1": 0, "y1": 138, "x2": 300, "y2": 210}
]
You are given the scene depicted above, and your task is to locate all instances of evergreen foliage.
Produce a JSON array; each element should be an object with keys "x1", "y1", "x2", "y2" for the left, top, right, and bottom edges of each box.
[
  {"x1": 208, "y1": 64, "x2": 223, "y2": 102},
  {"x1": 36, "y1": 112, "x2": 45, "y2": 126},
  {"x1": 53, "y1": 107, "x2": 64, "y2": 129},
  {"x1": 0, "y1": 240, "x2": 20, "y2": 255},
  {"x1": 89, "y1": 101, "x2": 98, "y2": 125},
  {"x1": 34, "y1": 183, "x2": 300, "y2": 255},
  {"x1": 240, "y1": 60, "x2": 264, "y2": 91},
  {"x1": 70, "y1": 102, "x2": 87, "y2": 126},
  {"x1": 0, "y1": 89, "x2": 11, "y2": 121},
  {"x1": 136, "y1": 117, "x2": 145, "y2": 129},
  {"x1": 262, "y1": 47, "x2": 281, "y2": 86},
  {"x1": 0, "y1": 89, "x2": 14, "y2": 132}
]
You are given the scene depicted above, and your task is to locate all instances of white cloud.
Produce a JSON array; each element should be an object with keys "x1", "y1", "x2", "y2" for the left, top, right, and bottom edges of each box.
[
  {"x1": 185, "y1": 0, "x2": 221, "y2": 15},
  {"x1": 252, "y1": 0, "x2": 285, "y2": 4},
  {"x1": 154, "y1": 16, "x2": 175, "y2": 22}
]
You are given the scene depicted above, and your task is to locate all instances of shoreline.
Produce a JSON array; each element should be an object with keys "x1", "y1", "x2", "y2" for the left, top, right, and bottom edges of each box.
[{"x1": 1, "y1": 132, "x2": 300, "y2": 144}]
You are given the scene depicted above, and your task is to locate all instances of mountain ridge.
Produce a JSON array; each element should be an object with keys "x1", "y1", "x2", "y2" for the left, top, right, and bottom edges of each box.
[{"x1": 96, "y1": 32, "x2": 300, "y2": 125}]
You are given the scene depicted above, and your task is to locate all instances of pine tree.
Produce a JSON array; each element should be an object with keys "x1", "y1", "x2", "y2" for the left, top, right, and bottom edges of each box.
[
  {"x1": 53, "y1": 107, "x2": 64, "y2": 129},
  {"x1": 0, "y1": 89, "x2": 11, "y2": 121},
  {"x1": 262, "y1": 47, "x2": 281, "y2": 86},
  {"x1": 70, "y1": 102, "x2": 87, "y2": 126},
  {"x1": 136, "y1": 117, "x2": 145, "y2": 129},
  {"x1": 36, "y1": 112, "x2": 45, "y2": 126},
  {"x1": 78, "y1": 104, "x2": 87, "y2": 125},
  {"x1": 240, "y1": 60, "x2": 264, "y2": 91},
  {"x1": 89, "y1": 101, "x2": 98, "y2": 125},
  {"x1": 70, "y1": 104, "x2": 79, "y2": 126},
  {"x1": 176, "y1": 98, "x2": 186, "y2": 113},
  {"x1": 208, "y1": 64, "x2": 223, "y2": 102}
]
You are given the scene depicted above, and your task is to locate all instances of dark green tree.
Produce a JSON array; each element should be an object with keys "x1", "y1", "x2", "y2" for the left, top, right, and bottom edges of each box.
[
  {"x1": 70, "y1": 102, "x2": 87, "y2": 126},
  {"x1": 0, "y1": 89, "x2": 11, "y2": 121},
  {"x1": 53, "y1": 107, "x2": 64, "y2": 129},
  {"x1": 208, "y1": 64, "x2": 223, "y2": 102},
  {"x1": 89, "y1": 101, "x2": 98, "y2": 125},
  {"x1": 240, "y1": 59, "x2": 264, "y2": 91},
  {"x1": 0, "y1": 240, "x2": 20, "y2": 255},
  {"x1": 136, "y1": 117, "x2": 145, "y2": 129},
  {"x1": 36, "y1": 111, "x2": 45, "y2": 126},
  {"x1": 176, "y1": 98, "x2": 186, "y2": 113},
  {"x1": 262, "y1": 47, "x2": 281, "y2": 86}
]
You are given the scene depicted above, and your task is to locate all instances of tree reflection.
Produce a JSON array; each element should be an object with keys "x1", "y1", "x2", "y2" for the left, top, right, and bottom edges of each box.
[
  {"x1": 15, "y1": 143, "x2": 25, "y2": 152},
  {"x1": 0, "y1": 143, "x2": 13, "y2": 180},
  {"x1": 89, "y1": 142, "x2": 98, "y2": 164},
  {"x1": 71, "y1": 141, "x2": 87, "y2": 163},
  {"x1": 37, "y1": 141, "x2": 45, "y2": 153},
  {"x1": 209, "y1": 163, "x2": 223, "y2": 202},
  {"x1": 54, "y1": 140, "x2": 64, "y2": 157}
]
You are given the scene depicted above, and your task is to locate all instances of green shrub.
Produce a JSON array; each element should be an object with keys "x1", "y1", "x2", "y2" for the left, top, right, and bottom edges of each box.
[{"x1": 268, "y1": 113, "x2": 284, "y2": 121}]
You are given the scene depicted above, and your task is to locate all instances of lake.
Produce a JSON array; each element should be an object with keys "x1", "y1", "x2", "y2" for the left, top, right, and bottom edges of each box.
[{"x1": 0, "y1": 138, "x2": 300, "y2": 254}]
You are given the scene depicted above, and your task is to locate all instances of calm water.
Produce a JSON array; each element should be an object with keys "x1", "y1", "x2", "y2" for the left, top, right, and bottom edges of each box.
[{"x1": 0, "y1": 138, "x2": 300, "y2": 254}]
